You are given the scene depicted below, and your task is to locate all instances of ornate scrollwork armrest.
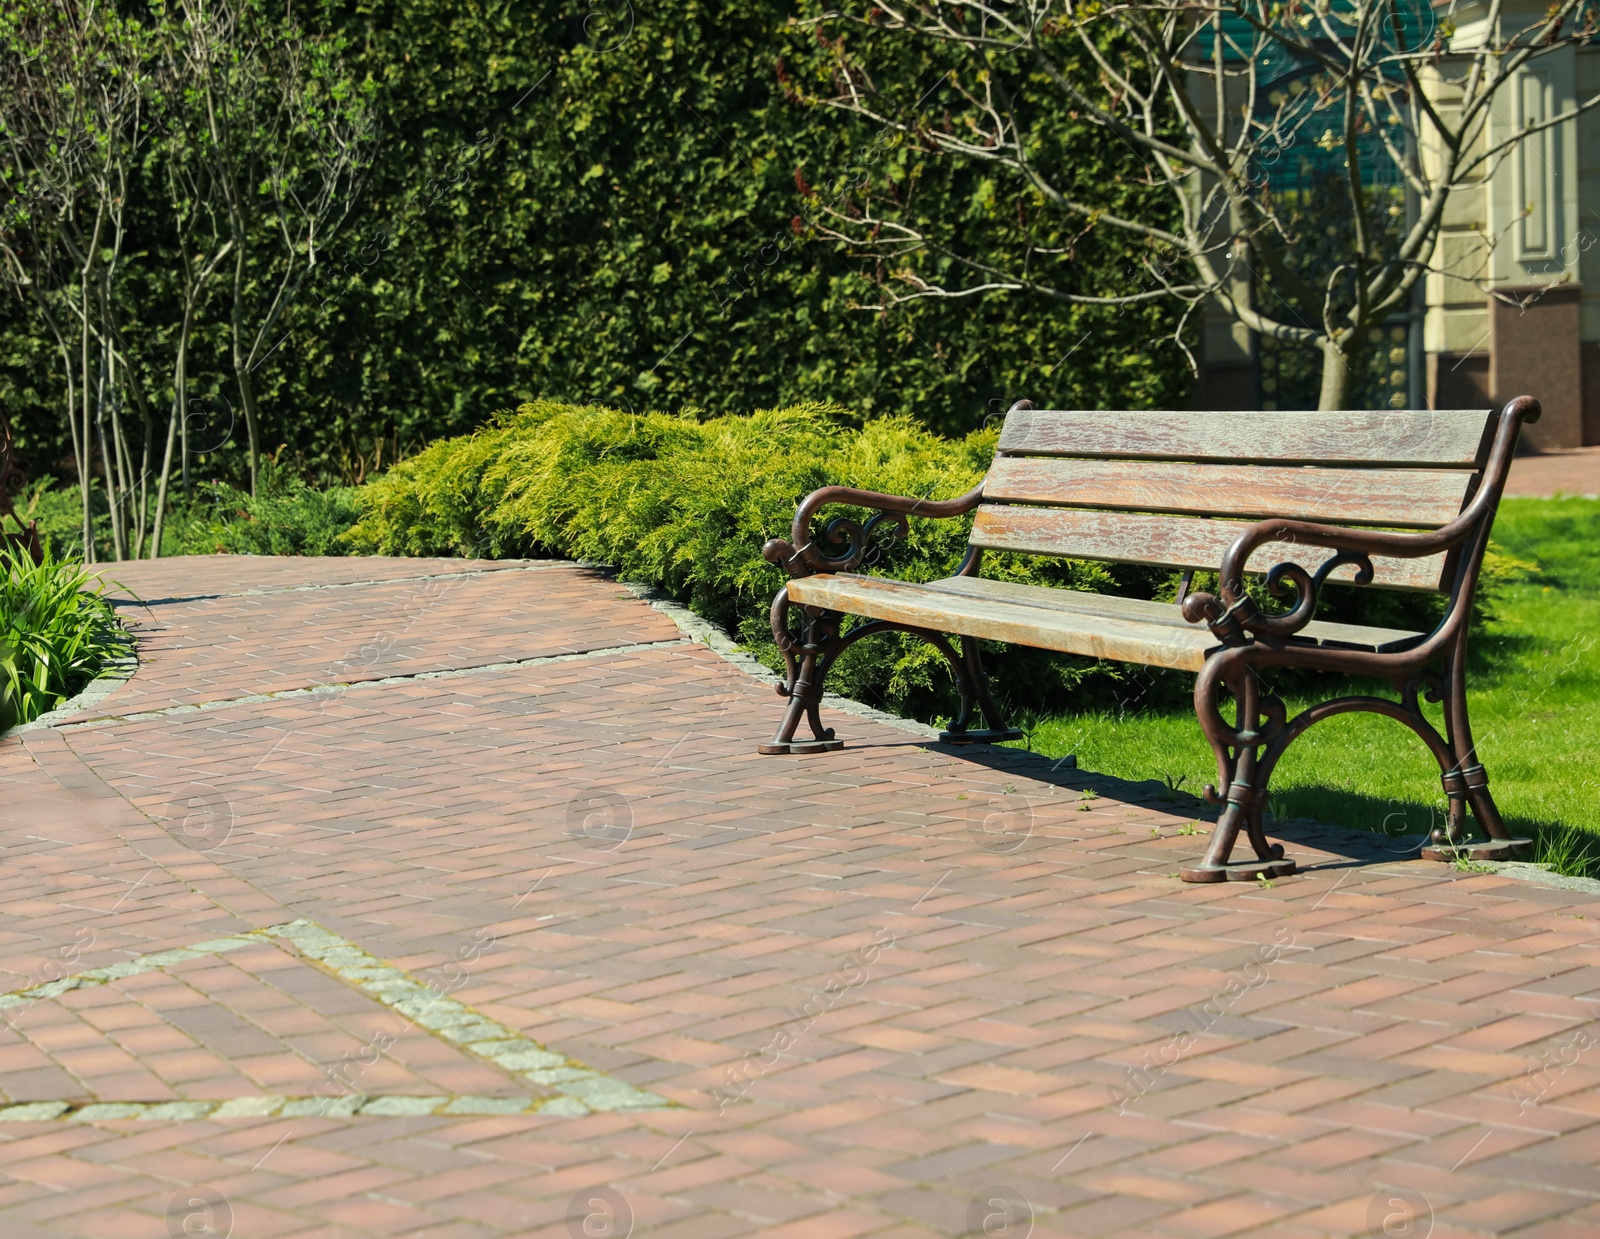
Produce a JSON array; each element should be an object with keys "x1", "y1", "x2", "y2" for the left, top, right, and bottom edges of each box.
[
  {"x1": 1181, "y1": 525, "x2": 1390, "y2": 644},
  {"x1": 761, "y1": 482, "x2": 984, "y2": 580},
  {"x1": 1183, "y1": 548, "x2": 1376, "y2": 643}
]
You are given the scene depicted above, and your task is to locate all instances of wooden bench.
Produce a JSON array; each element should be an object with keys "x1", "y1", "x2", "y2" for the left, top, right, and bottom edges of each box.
[{"x1": 760, "y1": 397, "x2": 1540, "y2": 882}]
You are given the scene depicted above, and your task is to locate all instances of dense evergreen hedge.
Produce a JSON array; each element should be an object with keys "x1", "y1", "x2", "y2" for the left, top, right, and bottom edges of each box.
[{"x1": 2, "y1": 0, "x2": 1190, "y2": 489}]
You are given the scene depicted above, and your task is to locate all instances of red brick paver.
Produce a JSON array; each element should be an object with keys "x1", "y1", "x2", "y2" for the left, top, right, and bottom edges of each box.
[
  {"x1": 1506, "y1": 447, "x2": 1600, "y2": 497},
  {"x1": 1, "y1": 555, "x2": 1597, "y2": 1237}
]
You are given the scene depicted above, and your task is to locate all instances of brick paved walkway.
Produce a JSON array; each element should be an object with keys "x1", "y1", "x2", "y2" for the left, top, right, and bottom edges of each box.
[
  {"x1": 2, "y1": 557, "x2": 1598, "y2": 1239},
  {"x1": 1506, "y1": 448, "x2": 1600, "y2": 498}
]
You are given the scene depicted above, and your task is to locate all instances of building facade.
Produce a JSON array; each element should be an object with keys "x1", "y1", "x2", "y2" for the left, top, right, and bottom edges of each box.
[{"x1": 1200, "y1": 2, "x2": 1600, "y2": 448}]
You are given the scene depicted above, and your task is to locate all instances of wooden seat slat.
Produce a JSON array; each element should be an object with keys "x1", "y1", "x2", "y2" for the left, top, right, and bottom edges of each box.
[
  {"x1": 997, "y1": 408, "x2": 1492, "y2": 467},
  {"x1": 920, "y1": 576, "x2": 1424, "y2": 651},
  {"x1": 982, "y1": 457, "x2": 1474, "y2": 527},
  {"x1": 786, "y1": 574, "x2": 1423, "y2": 673},
  {"x1": 967, "y1": 506, "x2": 1448, "y2": 591}
]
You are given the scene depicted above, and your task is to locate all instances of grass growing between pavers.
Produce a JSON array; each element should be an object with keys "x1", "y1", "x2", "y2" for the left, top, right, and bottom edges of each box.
[{"x1": 1003, "y1": 497, "x2": 1600, "y2": 876}]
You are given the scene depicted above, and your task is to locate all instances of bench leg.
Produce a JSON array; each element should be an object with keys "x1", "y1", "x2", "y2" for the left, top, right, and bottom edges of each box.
[
  {"x1": 939, "y1": 636, "x2": 1025, "y2": 745},
  {"x1": 760, "y1": 592, "x2": 845, "y2": 755},
  {"x1": 1421, "y1": 636, "x2": 1531, "y2": 862},
  {"x1": 1184, "y1": 640, "x2": 1530, "y2": 879},
  {"x1": 760, "y1": 586, "x2": 1024, "y2": 754},
  {"x1": 1184, "y1": 663, "x2": 1296, "y2": 883}
]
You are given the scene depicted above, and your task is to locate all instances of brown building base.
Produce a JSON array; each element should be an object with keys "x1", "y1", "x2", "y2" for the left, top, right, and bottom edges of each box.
[{"x1": 1490, "y1": 285, "x2": 1583, "y2": 450}]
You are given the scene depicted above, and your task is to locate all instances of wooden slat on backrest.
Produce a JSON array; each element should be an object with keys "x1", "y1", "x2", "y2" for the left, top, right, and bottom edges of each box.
[
  {"x1": 997, "y1": 408, "x2": 1493, "y2": 466},
  {"x1": 983, "y1": 456, "x2": 1474, "y2": 527},
  {"x1": 969, "y1": 506, "x2": 1448, "y2": 591},
  {"x1": 969, "y1": 407, "x2": 1491, "y2": 593}
]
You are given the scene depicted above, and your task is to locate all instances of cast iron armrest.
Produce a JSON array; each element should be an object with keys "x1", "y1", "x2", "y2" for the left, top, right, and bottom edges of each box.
[
  {"x1": 761, "y1": 483, "x2": 985, "y2": 580},
  {"x1": 1180, "y1": 519, "x2": 1446, "y2": 643},
  {"x1": 1182, "y1": 395, "x2": 1541, "y2": 645}
]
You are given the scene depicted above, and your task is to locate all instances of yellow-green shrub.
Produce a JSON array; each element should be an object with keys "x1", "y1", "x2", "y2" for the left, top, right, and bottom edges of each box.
[{"x1": 347, "y1": 401, "x2": 1159, "y2": 720}]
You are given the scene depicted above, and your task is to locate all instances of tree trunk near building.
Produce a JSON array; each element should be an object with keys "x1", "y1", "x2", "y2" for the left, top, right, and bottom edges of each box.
[{"x1": 1317, "y1": 336, "x2": 1357, "y2": 411}]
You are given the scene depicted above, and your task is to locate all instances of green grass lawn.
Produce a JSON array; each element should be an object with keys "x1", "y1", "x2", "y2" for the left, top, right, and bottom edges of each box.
[{"x1": 1007, "y1": 497, "x2": 1600, "y2": 876}]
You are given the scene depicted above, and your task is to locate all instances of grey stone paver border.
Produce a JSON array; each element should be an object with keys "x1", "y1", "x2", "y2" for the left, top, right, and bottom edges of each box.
[
  {"x1": 0, "y1": 918, "x2": 670, "y2": 1120},
  {"x1": 50, "y1": 638, "x2": 690, "y2": 730}
]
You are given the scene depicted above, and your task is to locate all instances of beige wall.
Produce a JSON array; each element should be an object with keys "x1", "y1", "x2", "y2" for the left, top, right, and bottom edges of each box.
[{"x1": 1420, "y1": 34, "x2": 1600, "y2": 445}]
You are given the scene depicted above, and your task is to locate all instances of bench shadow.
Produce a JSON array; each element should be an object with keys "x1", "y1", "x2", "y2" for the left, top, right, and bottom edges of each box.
[{"x1": 913, "y1": 740, "x2": 1441, "y2": 871}]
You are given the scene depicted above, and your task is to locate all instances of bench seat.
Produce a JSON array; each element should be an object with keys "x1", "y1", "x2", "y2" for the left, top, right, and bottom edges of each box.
[{"x1": 786, "y1": 574, "x2": 1424, "y2": 672}]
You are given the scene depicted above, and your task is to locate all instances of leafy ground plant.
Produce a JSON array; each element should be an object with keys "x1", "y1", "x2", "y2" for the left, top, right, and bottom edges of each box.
[
  {"x1": 0, "y1": 540, "x2": 125, "y2": 731},
  {"x1": 16, "y1": 460, "x2": 360, "y2": 559}
]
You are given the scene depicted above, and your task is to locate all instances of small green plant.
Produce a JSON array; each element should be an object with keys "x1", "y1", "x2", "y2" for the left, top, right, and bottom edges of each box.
[
  {"x1": 1534, "y1": 825, "x2": 1599, "y2": 877},
  {"x1": 1158, "y1": 773, "x2": 1187, "y2": 802},
  {"x1": 1178, "y1": 821, "x2": 1201, "y2": 836},
  {"x1": 170, "y1": 459, "x2": 362, "y2": 556},
  {"x1": 0, "y1": 540, "x2": 125, "y2": 730}
]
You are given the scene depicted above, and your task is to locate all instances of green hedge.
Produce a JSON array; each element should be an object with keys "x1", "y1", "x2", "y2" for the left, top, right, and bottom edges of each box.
[
  {"x1": 346, "y1": 401, "x2": 1177, "y2": 720},
  {"x1": 2, "y1": 0, "x2": 1190, "y2": 491}
]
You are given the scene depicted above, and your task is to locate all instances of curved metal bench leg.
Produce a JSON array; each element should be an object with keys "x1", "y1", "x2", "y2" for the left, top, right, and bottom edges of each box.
[
  {"x1": 939, "y1": 636, "x2": 1025, "y2": 745},
  {"x1": 759, "y1": 593, "x2": 845, "y2": 755},
  {"x1": 1184, "y1": 662, "x2": 1296, "y2": 883},
  {"x1": 1422, "y1": 634, "x2": 1530, "y2": 861},
  {"x1": 758, "y1": 590, "x2": 1024, "y2": 754}
]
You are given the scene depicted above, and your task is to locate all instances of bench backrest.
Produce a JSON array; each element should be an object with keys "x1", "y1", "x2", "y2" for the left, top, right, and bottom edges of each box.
[{"x1": 970, "y1": 407, "x2": 1498, "y2": 592}]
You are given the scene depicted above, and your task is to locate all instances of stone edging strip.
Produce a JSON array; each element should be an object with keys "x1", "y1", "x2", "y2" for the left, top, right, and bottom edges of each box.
[
  {"x1": 0, "y1": 1095, "x2": 582, "y2": 1122},
  {"x1": 94, "y1": 559, "x2": 570, "y2": 606},
  {"x1": 0, "y1": 919, "x2": 670, "y2": 1120},
  {"x1": 619, "y1": 581, "x2": 940, "y2": 742},
  {"x1": 45, "y1": 639, "x2": 692, "y2": 730}
]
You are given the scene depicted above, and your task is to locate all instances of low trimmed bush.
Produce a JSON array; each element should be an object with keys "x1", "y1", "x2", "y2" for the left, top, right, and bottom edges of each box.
[{"x1": 17, "y1": 461, "x2": 360, "y2": 560}]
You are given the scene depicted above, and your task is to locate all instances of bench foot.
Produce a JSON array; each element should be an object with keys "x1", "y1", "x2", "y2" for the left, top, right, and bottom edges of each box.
[
  {"x1": 757, "y1": 738, "x2": 846, "y2": 755},
  {"x1": 1180, "y1": 856, "x2": 1298, "y2": 883},
  {"x1": 938, "y1": 727, "x2": 1025, "y2": 745},
  {"x1": 1420, "y1": 837, "x2": 1532, "y2": 863}
]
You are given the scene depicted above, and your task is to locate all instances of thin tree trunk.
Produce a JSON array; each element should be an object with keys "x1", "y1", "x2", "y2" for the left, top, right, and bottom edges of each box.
[
  {"x1": 153, "y1": 300, "x2": 197, "y2": 559},
  {"x1": 94, "y1": 383, "x2": 125, "y2": 561},
  {"x1": 180, "y1": 389, "x2": 191, "y2": 495},
  {"x1": 1317, "y1": 337, "x2": 1357, "y2": 411},
  {"x1": 78, "y1": 271, "x2": 96, "y2": 561},
  {"x1": 95, "y1": 336, "x2": 127, "y2": 560},
  {"x1": 114, "y1": 345, "x2": 157, "y2": 559},
  {"x1": 150, "y1": 397, "x2": 180, "y2": 560},
  {"x1": 230, "y1": 245, "x2": 261, "y2": 496},
  {"x1": 104, "y1": 340, "x2": 158, "y2": 559}
]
